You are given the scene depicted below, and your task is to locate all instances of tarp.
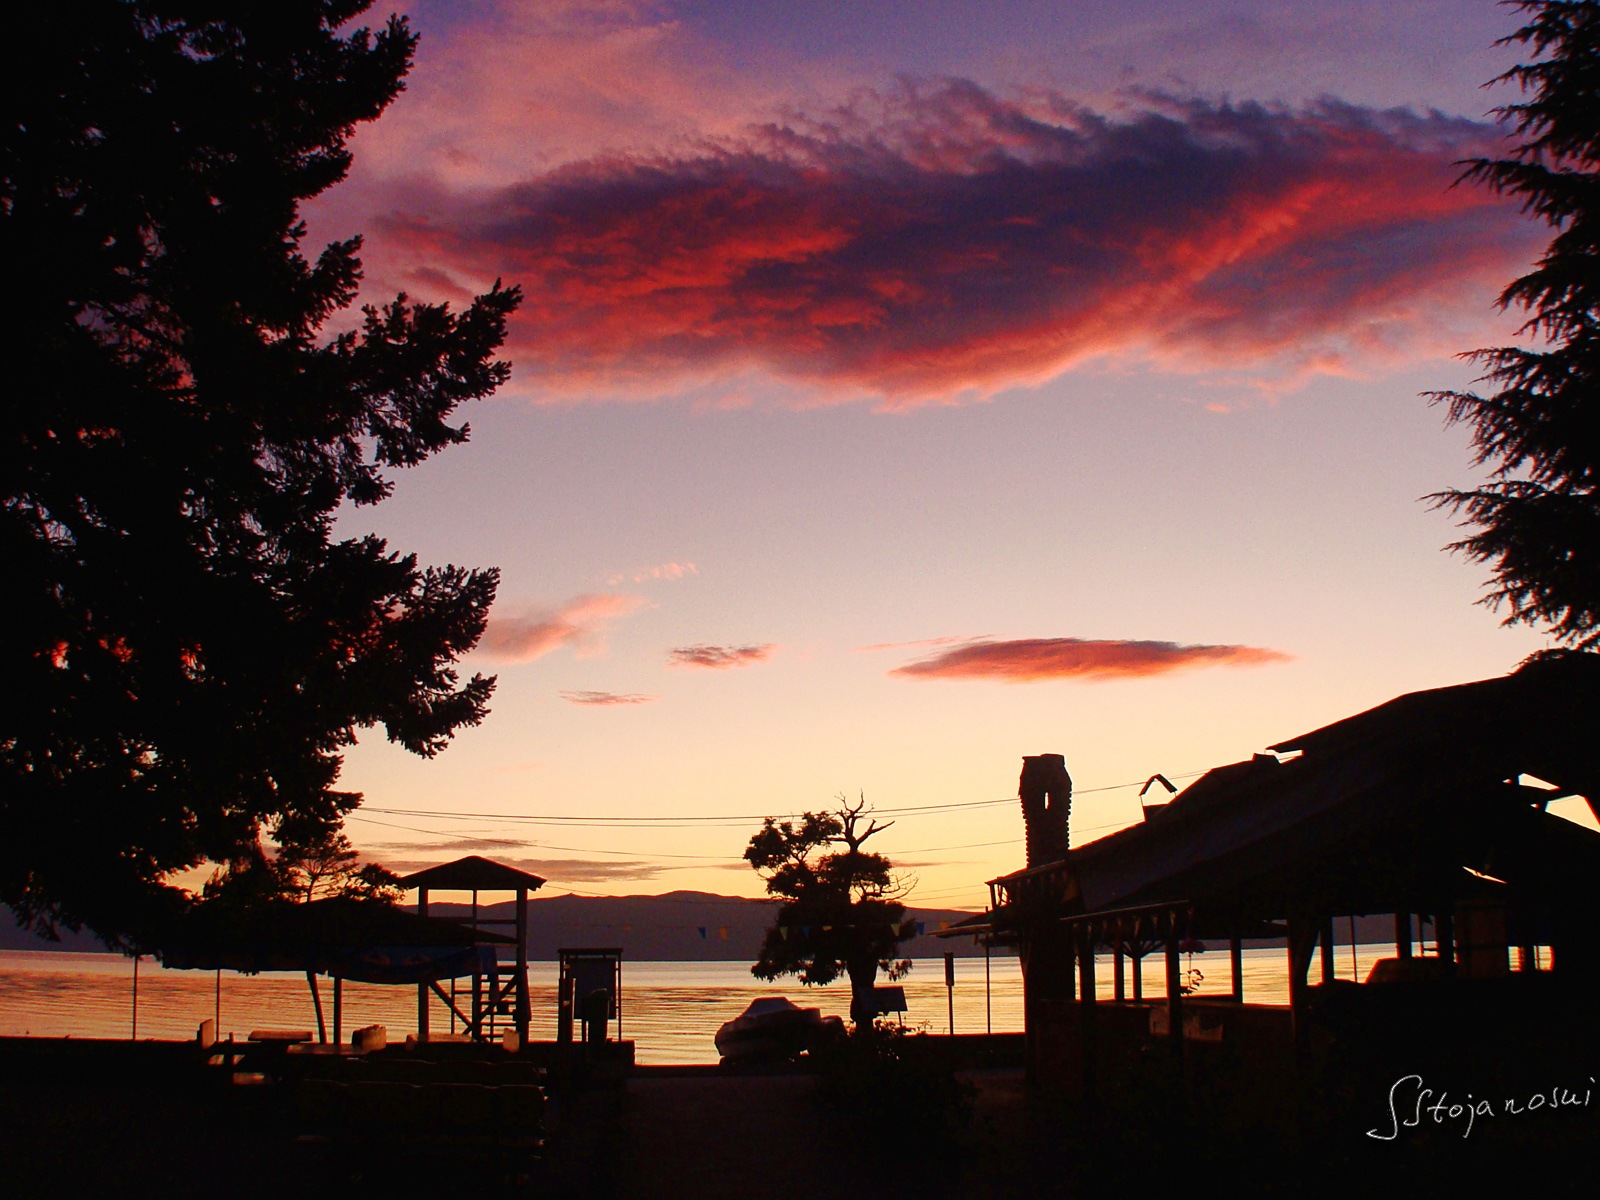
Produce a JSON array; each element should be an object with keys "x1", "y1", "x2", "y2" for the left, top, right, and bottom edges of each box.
[
  {"x1": 156, "y1": 896, "x2": 513, "y2": 978},
  {"x1": 330, "y1": 943, "x2": 500, "y2": 985}
]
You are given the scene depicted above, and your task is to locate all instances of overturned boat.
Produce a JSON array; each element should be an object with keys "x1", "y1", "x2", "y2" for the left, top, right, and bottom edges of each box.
[{"x1": 714, "y1": 996, "x2": 843, "y2": 1064}]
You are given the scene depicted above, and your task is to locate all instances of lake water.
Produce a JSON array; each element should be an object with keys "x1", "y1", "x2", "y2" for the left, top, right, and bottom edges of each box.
[{"x1": 0, "y1": 944, "x2": 1398, "y2": 1064}]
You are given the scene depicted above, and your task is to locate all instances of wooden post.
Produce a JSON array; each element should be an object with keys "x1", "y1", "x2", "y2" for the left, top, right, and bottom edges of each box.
[
  {"x1": 1436, "y1": 909, "x2": 1455, "y2": 973},
  {"x1": 1319, "y1": 917, "x2": 1335, "y2": 985},
  {"x1": 1165, "y1": 921, "x2": 1183, "y2": 1049},
  {"x1": 1286, "y1": 916, "x2": 1315, "y2": 1049},
  {"x1": 985, "y1": 942, "x2": 992, "y2": 1035},
  {"x1": 214, "y1": 968, "x2": 221, "y2": 1030},
  {"x1": 1078, "y1": 932, "x2": 1096, "y2": 1005},
  {"x1": 307, "y1": 970, "x2": 327, "y2": 1044},
  {"x1": 417, "y1": 885, "x2": 430, "y2": 1041},
  {"x1": 1078, "y1": 928, "x2": 1098, "y2": 1102},
  {"x1": 131, "y1": 955, "x2": 140, "y2": 1041},
  {"x1": 945, "y1": 951, "x2": 956, "y2": 1036},
  {"x1": 1395, "y1": 912, "x2": 1413, "y2": 958},
  {"x1": 1132, "y1": 914, "x2": 1145, "y2": 1002},
  {"x1": 332, "y1": 974, "x2": 343, "y2": 1046},
  {"x1": 1113, "y1": 931, "x2": 1126, "y2": 1002},
  {"x1": 516, "y1": 885, "x2": 530, "y2": 1048},
  {"x1": 471, "y1": 888, "x2": 482, "y2": 1039},
  {"x1": 1229, "y1": 936, "x2": 1244, "y2": 1002}
]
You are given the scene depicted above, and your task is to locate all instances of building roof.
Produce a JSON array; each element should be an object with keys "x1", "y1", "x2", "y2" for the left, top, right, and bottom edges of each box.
[
  {"x1": 996, "y1": 654, "x2": 1600, "y2": 928},
  {"x1": 398, "y1": 855, "x2": 548, "y2": 892}
]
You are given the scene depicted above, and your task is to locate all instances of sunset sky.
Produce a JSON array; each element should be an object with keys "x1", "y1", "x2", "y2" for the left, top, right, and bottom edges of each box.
[{"x1": 314, "y1": 0, "x2": 1586, "y2": 909}]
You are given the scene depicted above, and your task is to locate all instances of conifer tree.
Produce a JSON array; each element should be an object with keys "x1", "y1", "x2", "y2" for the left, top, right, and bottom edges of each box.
[
  {"x1": 1, "y1": 2, "x2": 520, "y2": 944},
  {"x1": 1433, "y1": 1, "x2": 1600, "y2": 648}
]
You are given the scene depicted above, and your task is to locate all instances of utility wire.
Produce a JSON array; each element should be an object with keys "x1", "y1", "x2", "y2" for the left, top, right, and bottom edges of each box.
[{"x1": 358, "y1": 769, "x2": 1207, "y2": 830}]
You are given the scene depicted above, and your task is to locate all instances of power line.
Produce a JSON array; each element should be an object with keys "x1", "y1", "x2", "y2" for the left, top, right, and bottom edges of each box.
[
  {"x1": 357, "y1": 769, "x2": 1207, "y2": 830},
  {"x1": 345, "y1": 814, "x2": 733, "y2": 860}
]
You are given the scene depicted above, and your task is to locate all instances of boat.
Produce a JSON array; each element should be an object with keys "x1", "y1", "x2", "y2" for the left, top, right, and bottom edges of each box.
[{"x1": 714, "y1": 996, "x2": 843, "y2": 1063}]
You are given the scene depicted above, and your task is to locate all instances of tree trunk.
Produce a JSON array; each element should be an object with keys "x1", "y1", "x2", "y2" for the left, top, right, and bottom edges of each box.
[{"x1": 847, "y1": 958, "x2": 878, "y2": 1031}]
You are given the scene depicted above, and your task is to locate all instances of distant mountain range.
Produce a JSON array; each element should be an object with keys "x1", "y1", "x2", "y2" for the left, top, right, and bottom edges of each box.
[{"x1": 0, "y1": 892, "x2": 997, "y2": 961}]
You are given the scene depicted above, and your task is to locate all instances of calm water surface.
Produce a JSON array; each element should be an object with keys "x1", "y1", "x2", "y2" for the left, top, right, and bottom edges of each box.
[{"x1": 0, "y1": 944, "x2": 1397, "y2": 1064}]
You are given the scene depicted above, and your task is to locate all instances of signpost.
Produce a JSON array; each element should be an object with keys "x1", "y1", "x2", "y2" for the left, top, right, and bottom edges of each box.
[{"x1": 944, "y1": 951, "x2": 955, "y2": 1036}]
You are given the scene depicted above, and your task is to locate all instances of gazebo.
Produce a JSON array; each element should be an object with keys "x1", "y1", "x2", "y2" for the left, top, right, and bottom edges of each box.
[{"x1": 400, "y1": 856, "x2": 545, "y2": 1047}]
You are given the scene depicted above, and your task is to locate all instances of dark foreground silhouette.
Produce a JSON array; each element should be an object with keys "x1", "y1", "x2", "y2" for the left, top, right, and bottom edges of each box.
[{"x1": 2, "y1": 1035, "x2": 1594, "y2": 1200}]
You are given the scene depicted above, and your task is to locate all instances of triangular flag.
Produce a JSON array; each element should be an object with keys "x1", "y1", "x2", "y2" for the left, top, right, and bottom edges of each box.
[
  {"x1": 718, "y1": 926, "x2": 730, "y2": 941},
  {"x1": 697, "y1": 927, "x2": 708, "y2": 939},
  {"x1": 916, "y1": 922, "x2": 926, "y2": 935}
]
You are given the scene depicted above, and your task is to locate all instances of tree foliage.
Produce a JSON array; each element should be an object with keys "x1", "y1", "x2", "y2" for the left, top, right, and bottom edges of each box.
[
  {"x1": 1, "y1": 2, "x2": 520, "y2": 945},
  {"x1": 1431, "y1": 1, "x2": 1600, "y2": 648},
  {"x1": 744, "y1": 795, "x2": 916, "y2": 1029}
]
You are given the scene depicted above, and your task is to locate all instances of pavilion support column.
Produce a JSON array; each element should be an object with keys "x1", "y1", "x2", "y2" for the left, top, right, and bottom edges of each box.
[
  {"x1": 1395, "y1": 913, "x2": 1413, "y2": 959},
  {"x1": 333, "y1": 974, "x2": 343, "y2": 1045},
  {"x1": 307, "y1": 970, "x2": 327, "y2": 1044},
  {"x1": 1113, "y1": 930, "x2": 1126, "y2": 1002},
  {"x1": 1287, "y1": 916, "x2": 1316, "y2": 1050},
  {"x1": 515, "y1": 886, "x2": 531, "y2": 1048},
  {"x1": 1229, "y1": 936, "x2": 1244, "y2": 1003},
  {"x1": 416, "y1": 886, "x2": 430, "y2": 1041},
  {"x1": 1078, "y1": 928, "x2": 1098, "y2": 1102},
  {"x1": 1436, "y1": 910, "x2": 1455, "y2": 974},
  {"x1": 1319, "y1": 917, "x2": 1336, "y2": 985},
  {"x1": 1165, "y1": 918, "x2": 1183, "y2": 1049},
  {"x1": 471, "y1": 889, "x2": 483, "y2": 1039}
]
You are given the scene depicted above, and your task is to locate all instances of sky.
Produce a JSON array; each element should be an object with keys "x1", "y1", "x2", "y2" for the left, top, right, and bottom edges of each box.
[{"x1": 308, "y1": 0, "x2": 1591, "y2": 909}]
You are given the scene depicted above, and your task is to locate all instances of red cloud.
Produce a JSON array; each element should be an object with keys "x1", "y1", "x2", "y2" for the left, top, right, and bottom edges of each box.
[
  {"x1": 890, "y1": 638, "x2": 1291, "y2": 682},
  {"x1": 481, "y1": 594, "x2": 645, "y2": 662},
  {"x1": 560, "y1": 690, "x2": 658, "y2": 706},
  {"x1": 370, "y1": 84, "x2": 1538, "y2": 401},
  {"x1": 667, "y1": 643, "x2": 775, "y2": 669}
]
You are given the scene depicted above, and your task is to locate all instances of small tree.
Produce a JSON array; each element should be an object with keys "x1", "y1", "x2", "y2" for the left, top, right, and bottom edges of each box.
[
  {"x1": 202, "y1": 826, "x2": 402, "y2": 908},
  {"x1": 744, "y1": 795, "x2": 917, "y2": 1030},
  {"x1": 1431, "y1": 1, "x2": 1600, "y2": 648}
]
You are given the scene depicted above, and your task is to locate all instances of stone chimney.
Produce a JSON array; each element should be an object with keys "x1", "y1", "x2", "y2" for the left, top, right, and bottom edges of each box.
[{"x1": 1020, "y1": 753, "x2": 1072, "y2": 867}]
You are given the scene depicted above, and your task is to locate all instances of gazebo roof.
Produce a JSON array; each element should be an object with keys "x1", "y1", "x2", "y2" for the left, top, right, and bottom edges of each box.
[{"x1": 398, "y1": 855, "x2": 547, "y2": 892}]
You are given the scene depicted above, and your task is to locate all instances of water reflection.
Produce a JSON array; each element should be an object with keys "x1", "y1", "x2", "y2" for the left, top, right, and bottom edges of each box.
[{"x1": 1, "y1": 946, "x2": 1387, "y2": 1064}]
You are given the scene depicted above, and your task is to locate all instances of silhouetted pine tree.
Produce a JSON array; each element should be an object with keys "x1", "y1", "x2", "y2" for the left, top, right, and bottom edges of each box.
[
  {"x1": 1433, "y1": 0, "x2": 1600, "y2": 648},
  {"x1": 745, "y1": 796, "x2": 917, "y2": 1031},
  {"x1": 0, "y1": 2, "x2": 520, "y2": 944}
]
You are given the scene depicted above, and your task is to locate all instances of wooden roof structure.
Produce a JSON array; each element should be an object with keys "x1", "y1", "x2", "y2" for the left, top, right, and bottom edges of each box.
[
  {"x1": 991, "y1": 654, "x2": 1600, "y2": 936},
  {"x1": 398, "y1": 855, "x2": 547, "y2": 892}
]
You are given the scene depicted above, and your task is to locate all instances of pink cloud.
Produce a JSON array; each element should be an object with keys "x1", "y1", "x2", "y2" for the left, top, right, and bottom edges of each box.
[
  {"x1": 365, "y1": 85, "x2": 1538, "y2": 403},
  {"x1": 607, "y1": 561, "x2": 699, "y2": 585},
  {"x1": 481, "y1": 593, "x2": 645, "y2": 662},
  {"x1": 561, "y1": 690, "x2": 659, "y2": 706},
  {"x1": 666, "y1": 643, "x2": 775, "y2": 669},
  {"x1": 890, "y1": 637, "x2": 1291, "y2": 682}
]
